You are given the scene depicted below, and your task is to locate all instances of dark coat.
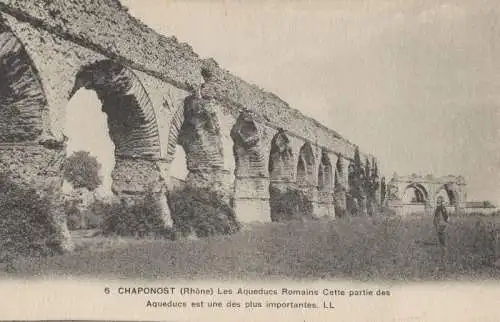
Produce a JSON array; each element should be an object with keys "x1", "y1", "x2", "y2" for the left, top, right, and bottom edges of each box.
[{"x1": 433, "y1": 204, "x2": 448, "y2": 226}]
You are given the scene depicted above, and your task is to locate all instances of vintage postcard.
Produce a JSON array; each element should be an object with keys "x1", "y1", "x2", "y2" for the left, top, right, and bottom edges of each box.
[{"x1": 0, "y1": 0, "x2": 499, "y2": 321}]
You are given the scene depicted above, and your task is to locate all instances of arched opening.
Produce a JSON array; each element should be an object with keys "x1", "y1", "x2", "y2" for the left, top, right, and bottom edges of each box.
[
  {"x1": 268, "y1": 130, "x2": 298, "y2": 221},
  {"x1": 334, "y1": 157, "x2": 343, "y2": 190},
  {"x1": 170, "y1": 144, "x2": 188, "y2": 181},
  {"x1": 402, "y1": 183, "x2": 428, "y2": 204},
  {"x1": 68, "y1": 60, "x2": 162, "y2": 202},
  {"x1": 297, "y1": 158, "x2": 306, "y2": 184},
  {"x1": 296, "y1": 142, "x2": 315, "y2": 186},
  {"x1": 435, "y1": 184, "x2": 458, "y2": 206},
  {"x1": 268, "y1": 130, "x2": 293, "y2": 181},
  {"x1": 318, "y1": 150, "x2": 332, "y2": 191},
  {"x1": 231, "y1": 114, "x2": 266, "y2": 178},
  {"x1": 435, "y1": 188, "x2": 451, "y2": 206},
  {"x1": 63, "y1": 88, "x2": 116, "y2": 202},
  {"x1": 318, "y1": 166, "x2": 324, "y2": 189},
  {"x1": 166, "y1": 106, "x2": 189, "y2": 186},
  {"x1": 70, "y1": 60, "x2": 161, "y2": 159}
]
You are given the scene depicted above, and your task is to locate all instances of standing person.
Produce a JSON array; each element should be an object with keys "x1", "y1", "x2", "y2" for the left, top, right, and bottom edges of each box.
[{"x1": 434, "y1": 196, "x2": 449, "y2": 246}]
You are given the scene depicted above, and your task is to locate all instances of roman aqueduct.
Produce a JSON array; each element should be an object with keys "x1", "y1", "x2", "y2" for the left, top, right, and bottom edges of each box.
[
  {"x1": 386, "y1": 174, "x2": 467, "y2": 216},
  {"x1": 0, "y1": 0, "x2": 390, "y2": 251}
]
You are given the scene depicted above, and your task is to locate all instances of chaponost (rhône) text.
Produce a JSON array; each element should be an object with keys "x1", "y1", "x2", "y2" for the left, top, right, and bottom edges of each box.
[{"x1": 113, "y1": 286, "x2": 390, "y2": 297}]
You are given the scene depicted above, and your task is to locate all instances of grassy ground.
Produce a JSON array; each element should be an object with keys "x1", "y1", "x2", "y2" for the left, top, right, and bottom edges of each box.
[{"x1": 5, "y1": 214, "x2": 500, "y2": 281}]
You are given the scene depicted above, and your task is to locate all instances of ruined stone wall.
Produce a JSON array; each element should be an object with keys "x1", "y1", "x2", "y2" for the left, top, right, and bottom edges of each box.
[
  {"x1": 0, "y1": 0, "x2": 374, "y2": 163},
  {"x1": 0, "y1": 0, "x2": 383, "y2": 230},
  {"x1": 387, "y1": 174, "x2": 468, "y2": 216}
]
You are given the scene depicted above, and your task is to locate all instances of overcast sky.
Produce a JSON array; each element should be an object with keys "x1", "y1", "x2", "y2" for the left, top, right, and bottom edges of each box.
[{"x1": 67, "y1": 0, "x2": 499, "y2": 204}]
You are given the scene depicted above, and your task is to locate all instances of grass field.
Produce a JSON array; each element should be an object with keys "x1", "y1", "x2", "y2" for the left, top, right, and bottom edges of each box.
[{"x1": 5, "y1": 214, "x2": 500, "y2": 281}]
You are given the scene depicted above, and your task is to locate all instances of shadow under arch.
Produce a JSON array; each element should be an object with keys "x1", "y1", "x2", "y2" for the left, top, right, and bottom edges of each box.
[
  {"x1": 268, "y1": 129, "x2": 294, "y2": 182},
  {"x1": 69, "y1": 59, "x2": 162, "y2": 160},
  {"x1": 318, "y1": 149, "x2": 333, "y2": 191},
  {"x1": 403, "y1": 183, "x2": 429, "y2": 204},
  {"x1": 296, "y1": 142, "x2": 316, "y2": 187},
  {"x1": 434, "y1": 183, "x2": 459, "y2": 206}
]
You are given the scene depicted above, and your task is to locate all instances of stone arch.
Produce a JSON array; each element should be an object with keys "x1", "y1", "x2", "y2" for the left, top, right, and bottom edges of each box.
[
  {"x1": 231, "y1": 113, "x2": 267, "y2": 178},
  {"x1": 69, "y1": 60, "x2": 161, "y2": 159},
  {"x1": 318, "y1": 150, "x2": 333, "y2": 191},
  {"x1": 268, "y1": 129, "x2": 294, "y2": 182},
  {"x1": 434, "y1": 184, "x2": 459, "y2": 206},
  {"x1": 66, "y1": 59, "x2": 171, "y2": 229},
  {"x1": 402, "y1": 183, "x2": 429, "y2": 203},
  {"x1": 296, "y1": 142, "x2": 315, "y2": 186},
  {"x1": 0, "y1": 22, "x2": 48, "y2": 143}
]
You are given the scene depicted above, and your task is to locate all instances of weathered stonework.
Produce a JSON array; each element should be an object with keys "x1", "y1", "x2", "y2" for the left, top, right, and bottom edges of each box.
[
  {"x1": 386, "y1": 174, "x2": 467, "y2": 216},
  {"x1": 0, "y1": 0, "x2": 381, "y2": 245},
  {"x1": 0, "y1": 142, "x2": 74, "y2": 252},
  {"x1": 334, "y1": 157, "x2": 349, "y2": 216}
]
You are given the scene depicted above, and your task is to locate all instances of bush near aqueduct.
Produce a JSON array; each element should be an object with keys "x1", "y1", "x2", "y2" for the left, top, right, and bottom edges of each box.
[
  {"x1": 0, "y1": 172, "x2": 62, "y2": 261},
  {"x1": 64, "y1": 197, "x2": 104, "y2": 231},
  {"x1": 100, "y1": 189, "x2": 170, "y2": 239},
  {"x1": 269, "y1": 185, "x2": 314, "y2": 222},
  {"x1": 168, "y1": 185, "x2": 240, "y2": 238}
]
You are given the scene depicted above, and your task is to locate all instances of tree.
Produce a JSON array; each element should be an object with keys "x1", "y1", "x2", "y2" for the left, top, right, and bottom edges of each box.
[
  {"x1": 380, "y1": 177, "x2": 386, "y2": 205},
  {"x1": 364, "y1": 158, "x2": 371, "y2": 194},
  {"x1": 372, "y1": 158, "x2": 379, "y2": 183},
  {"x1": 63, "y1": 151, "x2": 102, "y2": 191},
  {"x1": 368, "y1": 159, "x2": 380, "y2": 196},
  {"x1": 348, "y1": 146, "x2": 367, "y2": 215},
  {"x1": 365, "y1": 158, "x2": 382, "y2": 216}
]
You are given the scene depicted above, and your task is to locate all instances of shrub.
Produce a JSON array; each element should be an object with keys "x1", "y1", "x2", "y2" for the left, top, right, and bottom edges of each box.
[
  {"x1": 101, "y1": 190, "x2": 166, "y2": 238},
  {"x1": 83, "y1": 198, "x2": 109, "y2": 229},
  {"x1": 269, "y1": 185, "x2": 315, "y2": 222},
  {"x1": 168, "y1": 185, "x2": 240, "y2": 238},
  {"x1": 64, "y1": 198, "x2": 83, "y2": 230},
  {"x1": 64, "y1": 197, "x2": 105, "y2": 230},
  {"x1": 0, "y1": 172, "x2": 60, "y2": 261}
]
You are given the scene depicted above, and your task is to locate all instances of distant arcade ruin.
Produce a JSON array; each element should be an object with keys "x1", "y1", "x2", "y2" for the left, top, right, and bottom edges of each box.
[
  {"x1": 385, "y1": 173, "x2": 467, "y2": 215},
  {"x1": 0, "y1": 0, "x2": 381, "y2": 249}
]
